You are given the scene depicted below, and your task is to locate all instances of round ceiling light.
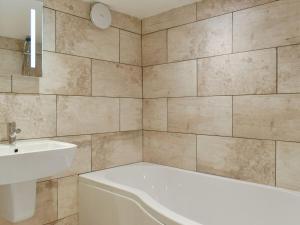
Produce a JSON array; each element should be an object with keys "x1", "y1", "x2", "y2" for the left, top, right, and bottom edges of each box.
[{"x1": 90, "y1": 3, "x2": 112, "y2": 29}]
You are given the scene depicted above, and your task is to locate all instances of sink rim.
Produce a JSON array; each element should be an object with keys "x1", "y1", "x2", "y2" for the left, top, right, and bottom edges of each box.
[{"x1": 0, "y1": 139, "x2": 77, "y2": 157}]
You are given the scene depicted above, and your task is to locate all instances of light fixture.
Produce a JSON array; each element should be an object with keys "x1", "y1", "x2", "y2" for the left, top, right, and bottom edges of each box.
[
  {"x1": 30, "y1": 8, "x2": 36, "y2": 68},
  {"x1": 90, "y1": 3, "x2": 111, "y2": 29}
]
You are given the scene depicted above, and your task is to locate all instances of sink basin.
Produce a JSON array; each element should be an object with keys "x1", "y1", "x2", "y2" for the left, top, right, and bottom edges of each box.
[
  {"x1": 0, "y1": 140, "x2": 76, "y2": 185},
  {"x1": 0, "y1": 139, "x2": 76, "y2": 222}
]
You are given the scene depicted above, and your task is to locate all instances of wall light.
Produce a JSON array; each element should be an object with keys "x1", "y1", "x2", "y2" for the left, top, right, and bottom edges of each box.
[{"x1": 30, "y1": 8, "x2": 36, "y2": 68}]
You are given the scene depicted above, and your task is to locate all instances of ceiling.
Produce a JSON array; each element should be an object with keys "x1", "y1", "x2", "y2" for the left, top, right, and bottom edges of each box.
[{"x1": 87, "y1": 0, "x2": 198, "y2": 19}]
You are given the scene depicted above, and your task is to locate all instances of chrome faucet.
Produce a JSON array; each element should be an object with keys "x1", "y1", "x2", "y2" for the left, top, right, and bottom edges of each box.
[{"x1": 7, "y1": 122, "x2": 22, "y2": 145}]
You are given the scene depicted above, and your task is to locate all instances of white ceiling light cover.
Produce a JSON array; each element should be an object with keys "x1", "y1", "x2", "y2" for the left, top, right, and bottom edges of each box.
[{"x1": 90, "y1": 3, "x2": 112, "y2": 29}]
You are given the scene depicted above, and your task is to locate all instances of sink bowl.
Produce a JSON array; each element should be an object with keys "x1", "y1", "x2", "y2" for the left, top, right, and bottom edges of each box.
[
  {"x1": 0, "y1": 139, "x2": 76, "y2": 222},
  {"x1": 0, "y1": 140, "x2": 76, "y2": 185}
]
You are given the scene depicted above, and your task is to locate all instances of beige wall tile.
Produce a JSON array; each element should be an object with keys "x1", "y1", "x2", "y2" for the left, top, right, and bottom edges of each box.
[
  {"x1": 52, "y1": 215, "x2": 78, "y2": 225},
  {"x1": 143, "y1": 60, "x2": 197, "y2": 98},
  {"x1": 143, "y1": 131, "x2": 196, "y2": 171},
  {"x1": 54, "y1": 135, "x2": 91, "y2": 178},
  {"x1": 56, "y1": 12, "x2": 119, "y2": 62},
  {"x1": 168, "y1": 97, "x2": 232, "y2": 136},
  {"x1": 0, "y1": 49, "x2": 23, "y2": 75},
  {"x1": 142, "y1": 31, "x2": 167, "y2": 66},
  {"x1": 233, "y1": 94, "x2": 300, "y2": 142},
  {"x1": 57, "y1": 96, "x2": 119, "y2": 136},
  {"x1": 198, "y1": 49, "x2": 276, "y2": 96},
  {"x1": 0, "y1": 94, "x2": 56, "y2": 141},
  {"x1": 233, "y1": 0, "x2": 300, "y2": 52},
  {"x1": 12, "y1": 75, "x2": 39, "y2": 94},
  {"x1": 92, "y1": 60, "x2": 142, "y2": 98},
  {"x1": 43, "y1": 8, "x2": 55, "y2": 51},
  {"x1": 34, "y1": 180, "x2": 58, "y2": 225},
  {"x1": 120, "y1": 98, "x2": 142, "y2": 131},
  {"x1": 41, "y1": 52, "x2": 91, "y2": 95},
  {"x1": 0, "y1": 180, "x2": 58, "y2": 225},
  {"x1": 142, "y1": 3, "x2": 196, "y2": 34},
  {"x1": 120, "y1": 31, "x2": 141, "y2": 66},
  {"x1": 0, "y1": 36, "x2": 23, "y2": 51},
  {"x1": 168, "y1": 13, "x2": 232, "y2": 62},
  {"x1": 13, "y1": 51, "x2": 92, "y2": 95},
  {"x1": 0, "y1": 75, "x2": 11, "y2": 93},
  {"x1": 44, "y1": 0, "x2": 91, "y2": 19},
  {"x1": 278, "y1": 44, "x2": 300, "y2": 93},
  {"x1": 277, "y1": 141, "x2": 300, "y2": 191},
  {"x1": 197, "y1": 0, "x2": 276, "y2": 21},
  {"x1": 58, "y1": 176, "x2": 78, "y2": 219},
  {"x1": 111, "y1": 10, "x2": 141, "y2": 34},
  {"x1": 143, "y1": 98, "x2": 167, "y2": 131},
  {"x1": 92, "y1": 131, "x2": 142, "y2": 170},
  {"x1": 197, "y1": 135, "x2": 275, "y2": 185}
]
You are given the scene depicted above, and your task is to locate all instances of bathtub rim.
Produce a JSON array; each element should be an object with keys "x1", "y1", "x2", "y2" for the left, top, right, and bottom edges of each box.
[{"x1": 79, "y1": 162, "x2": 300, "y2": 225}]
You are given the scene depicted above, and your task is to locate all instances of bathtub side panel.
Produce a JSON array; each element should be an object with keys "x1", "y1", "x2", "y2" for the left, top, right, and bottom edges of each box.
[{"x1": 79, "y1": 181, "x2": 164, "y2": 225}]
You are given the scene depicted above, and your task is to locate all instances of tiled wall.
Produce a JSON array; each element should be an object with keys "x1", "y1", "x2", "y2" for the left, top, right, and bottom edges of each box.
[
  {"x1": 1, "y1": 0, "x2": 300, "y2": 224},
  {"x1": 142, "y1": 0, "x2": 300, "y2": 191},
  {"x1": 0, "y1": 0, "x2": 142, "y2": 224}
]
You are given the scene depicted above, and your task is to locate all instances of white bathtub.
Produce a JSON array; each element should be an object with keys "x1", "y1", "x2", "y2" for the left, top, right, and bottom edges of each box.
[{"x1": 79, "y1": 163, "x2": 300, "y2": 225}]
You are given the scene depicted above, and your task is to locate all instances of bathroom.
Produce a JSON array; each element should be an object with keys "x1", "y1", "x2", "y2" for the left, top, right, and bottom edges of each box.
[{"x1": 0, "y1": 0, "x2": 299, "y2": 224}]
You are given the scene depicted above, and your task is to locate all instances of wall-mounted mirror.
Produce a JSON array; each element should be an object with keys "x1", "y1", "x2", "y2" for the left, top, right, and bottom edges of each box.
[{"x1": 0, "y1": 0, "x2": 43, "y2": 77}]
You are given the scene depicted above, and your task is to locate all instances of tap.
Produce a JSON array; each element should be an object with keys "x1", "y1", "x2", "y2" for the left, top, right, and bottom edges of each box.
[{"x1": 7, "y1": 122, "x2": 22, "y2": 145}]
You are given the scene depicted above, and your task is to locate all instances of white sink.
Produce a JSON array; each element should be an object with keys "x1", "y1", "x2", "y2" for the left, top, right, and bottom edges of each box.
[
  {"x1": 0, "y1": 140, "x2": 76, "y2": 185},
  {"x1": 0, "y1": 140, "x2": 76, "y2": 223}
]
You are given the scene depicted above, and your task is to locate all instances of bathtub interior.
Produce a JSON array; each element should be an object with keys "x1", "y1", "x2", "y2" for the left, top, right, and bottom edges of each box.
[{"x1": 81, "y1": 163, "x2": 300, "y2": 225}]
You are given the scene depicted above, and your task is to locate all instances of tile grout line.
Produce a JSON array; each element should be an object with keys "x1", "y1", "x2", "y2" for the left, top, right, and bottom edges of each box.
[
  {"x1": 0, "y1": 130, "x2": 143, "y2": 144},
  {"x1": 1, "y1": 91, "x2": 143, "y2": 99},
  {"x1": 231, "y1": 13, "x2": 234, "y2": 53},
  {"x1": 2, "y1": 92, "x2": 300, "y2": 100},
  {"x1": 140, "y1": 92, "x2": 300, "y2": 99},
  {"x1": 166, "y1": 98, "x2": 169, "y2": 132},
  {"x1": 140, "y1": 20, "x2": 143, "y2": 67},
  {"x1": 142, "y1": 129, "x2": 300, "y2": 144},
  {"x1": 119, "y1": 29, "x2": 121, "y2": 63},
  {"x1": 56, "y1": 95, "x2": 58, "y2": 137},
  {"x1": 91, "y1": 135, "x2": 93, "y2": 172},
  {"x1": 42, "y1": 43, "x2": 300, "y2": 69},
  {"x1": 232, "y1": 96, "x2": 234, "y2": 137},
  {"x1": 196, "y1": 59, "x2": 198, "y2": 96},
  {"x1": 276, "y1": 47, "x2": 278, "y2": 93},
  {"x1": 119, "y1": 98, "x2": 121, "y2": 131},
  {"x1": 47, "y1": 7, "x2": 142, "y2": 35},
  {"x1": 141, "y1": 18, "x2": 144, "y2": 161},
  {"x1": 141, "y1": 25, "x2": 144, "y2": 160},
  {"x1": 142, "y1": 44, "x2": 300, "y2": 68},
  {"x1": 0, "y1": 47, "x2": 23, "y2": 52},
  {"x1": 166, "y1": 29, "x2": 169, "y2": 62},
  {"x1": 43, "y1": 49, "x2": 141, "y2": 67},
  {"x1": 54, "y1": 10, "x2": 57, "y2": 52},
  {"x1": 195, "y1": 133, "x2": 198, "y2": 172},
  {"x1": 195, "y1": 2, "x2": 198, "y2": 21},
  {"x1": 10, "y1": 75, "x2": 13, "y2": 92},
  {"x1": 90, "y1": 59, "x2": 93, "y2": 96},
  {"x1": 46, "y1": 213, "x2": 79, "y2": 224}
]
